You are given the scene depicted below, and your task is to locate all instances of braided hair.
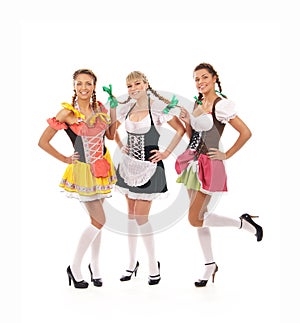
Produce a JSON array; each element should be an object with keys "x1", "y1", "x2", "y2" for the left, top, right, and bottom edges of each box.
[
  {"x1": 193, "y1": 63, "x2": 227, "y2": 103},
  {"x1": 118, "y1": 71, "x2": 171, "y2": 105},
  {"x1": 71, "y1": 68, "x2": 99, "y2": 112}
]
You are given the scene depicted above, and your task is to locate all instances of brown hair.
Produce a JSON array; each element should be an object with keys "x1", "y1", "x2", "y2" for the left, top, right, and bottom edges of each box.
[
  {"x1": 71, "y1": 69, "x2": 98, "y2": 112},
  {"x1": 193, "y1": 63, "x2": 227, "y2": 102}
]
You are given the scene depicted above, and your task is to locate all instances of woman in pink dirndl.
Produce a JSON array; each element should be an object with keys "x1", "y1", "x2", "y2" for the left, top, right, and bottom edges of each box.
[{"x1": 176, "y1": 63, "x2": 263, "y2": 287}]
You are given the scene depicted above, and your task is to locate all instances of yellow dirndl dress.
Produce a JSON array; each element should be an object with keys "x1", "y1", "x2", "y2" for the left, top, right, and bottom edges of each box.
[{"x1": 47, "y1": 102, "x2": 117, "y2": 202}]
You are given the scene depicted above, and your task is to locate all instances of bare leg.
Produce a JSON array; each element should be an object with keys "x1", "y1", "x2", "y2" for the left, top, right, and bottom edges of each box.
[{"x1": 187, "y1": 189, "x2": 211, "y2": 227}]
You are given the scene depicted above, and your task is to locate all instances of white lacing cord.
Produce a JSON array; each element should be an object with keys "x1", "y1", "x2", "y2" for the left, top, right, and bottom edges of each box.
[
  {"x1": 128, "y1": 134, "x2": 145, "y2": 161},
  {"x1": 82, "y1": 133, "x2": 104, "y2": 164},
  {"x1": 189, "y1": 131, "x2": 202, "y2": 150}
]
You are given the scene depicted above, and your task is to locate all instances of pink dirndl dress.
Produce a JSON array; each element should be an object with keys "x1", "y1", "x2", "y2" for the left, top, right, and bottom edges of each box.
[{"x1": 175, "y1": 97, "x2": 237, "y2": 195}]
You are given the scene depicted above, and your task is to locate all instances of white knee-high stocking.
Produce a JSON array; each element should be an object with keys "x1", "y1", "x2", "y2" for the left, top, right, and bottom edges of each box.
[
  {"x1": 197, "y1": 227, "x2": 216, "y2": 280},
  {"x1": 127, "y1": 219, "x2": 138, "y2": 271},
  {"x1": 203, "y1": 212, "x2": 256, "y2": 234},
  {"x1": 89, "y1": 229, "x2": 102, "y2": 279},
  {"x1": 139, "y1": 222, "x2": 159, "y2": 276},
  {"x1": 70, "y1": 224, "x2": 100, "y2": 281},
  {"x1": 197, "y1": 227, "x2": 214, "y2": 263}
]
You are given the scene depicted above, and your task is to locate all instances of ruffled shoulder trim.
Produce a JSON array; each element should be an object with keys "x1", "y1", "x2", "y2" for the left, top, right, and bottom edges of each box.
[
  {"x1": 47, "y1": 117, "x2": 68, "y2": 130},
  {"x1": 61, "y1": 102, "x2": 85, "y2": 120},
  {"x1": 215, "y1": 99, "x2": 237, "y2": 124},
  {"x1": 151, "y1": 100, "x2": 174, "y2": 124}
]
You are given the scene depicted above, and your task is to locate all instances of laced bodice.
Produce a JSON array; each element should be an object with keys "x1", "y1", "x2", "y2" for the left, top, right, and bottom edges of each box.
[
  {"x1": 128, "y1": 133, "x2": 146, "y2": 160},
  {"x1": 187, "y1": 97, "x2": 225, "y2": 157},
  {"x1": 125, "y1": 100, "x2": 160, "y2": 162},
  {"x1": 188, "y1": 130, "x2": 202, "y2": 151}
]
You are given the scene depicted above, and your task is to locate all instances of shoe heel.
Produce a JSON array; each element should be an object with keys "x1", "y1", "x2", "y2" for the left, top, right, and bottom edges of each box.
[
  {"x1": 88, "y1": 264, "x2": 103, "y2": 287},
  {"x1": 66, "y1": 266, "x2": 89, "y2": 289},
  {"x1": 211, "y1": 264, "x2": 218, "y2": 283},
  {"x1": 148, "y1": 261, "x2": 161, "y2": 285},
  {"x1": 195, "y1": 262, "x2": 218, "y2": 287},
  {"x1": 120, "y1": 261, "x2": 139, "y2": 282},
  {"x1": 239, "y1": 213, "x2": 263, "y2": 242}
]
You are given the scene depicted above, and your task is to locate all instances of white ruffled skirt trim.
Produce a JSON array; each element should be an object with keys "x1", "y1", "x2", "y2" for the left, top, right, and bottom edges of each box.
[
  {"x1": 115, "y1": 185, "x2": 168, "y2": 201},
  {"x1": 63, "y1": 190, "x2": 112, "y2": 202}
]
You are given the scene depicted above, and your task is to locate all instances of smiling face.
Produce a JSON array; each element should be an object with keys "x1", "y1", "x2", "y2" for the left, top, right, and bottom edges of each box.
[
  {"x1": 193, "y1": 68, "x2": 217, "y2": 96},
  {"x1": 74, "y1": 73, "x2": 96, "y2": 101},
  {"x1": 126, "y1": 77, "x2": 148, "y2": 100}
]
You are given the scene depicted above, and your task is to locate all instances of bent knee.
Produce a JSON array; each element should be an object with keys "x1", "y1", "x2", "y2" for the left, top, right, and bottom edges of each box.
[
  {"x1": 188, "y1": 213, "x2": 204, "y2": 227},
  {"x1": 91, "y1": 218, "x2": 105, "y2": 229}
]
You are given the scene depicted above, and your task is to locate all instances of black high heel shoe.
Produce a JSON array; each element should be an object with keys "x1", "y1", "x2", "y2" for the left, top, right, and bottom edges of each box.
[
  {"x1": 148, "y1": 261, "x2": 161, "y2": 285},
  {"x1": 88, "y1": 264, "x2": 103, "y2": 287},
  {"x1": 195, "y1": 262, "x2": 218, "y2": 287},
  {"x1": 66, "y1": 266, "x2": 89, "y2": 289},
  {"x1": 239, "y1": 213, "x2": 263, "y2": 242},
  {"x1": 120, "y1": 261, "x2": 139, "y2": 281}
]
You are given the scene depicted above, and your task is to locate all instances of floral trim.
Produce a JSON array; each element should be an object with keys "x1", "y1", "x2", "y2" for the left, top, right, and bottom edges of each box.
[
  {"x1": 88, "y1": 112, "x2": 111, "y2": 126},
  {"x1": 60, "y1": 175, "x2": 117, "y2": 194},
  {"x1": 61, "y1": 102, "x2": 86, "y2": 120}
]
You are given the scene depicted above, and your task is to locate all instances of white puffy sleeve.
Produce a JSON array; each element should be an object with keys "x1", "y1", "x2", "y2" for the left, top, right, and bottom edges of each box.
[
  {"x1": 190, "y1": 113, "x2": 213, "y2": 131},
  {"x1": 151, "y1": 100, "x2": 174, "y2": 126},
  {"x1": 215, "y1": 99, "x2": 237, "y2": 124}
]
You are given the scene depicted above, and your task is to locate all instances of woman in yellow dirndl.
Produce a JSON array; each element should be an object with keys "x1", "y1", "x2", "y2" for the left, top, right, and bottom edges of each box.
[{"x1": 38, "y1": 69, "x2": 117, "y2": 288}]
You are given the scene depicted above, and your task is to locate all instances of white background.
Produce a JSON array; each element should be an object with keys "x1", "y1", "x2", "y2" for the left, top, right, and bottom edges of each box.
[{"x1": 4, "y1": 1, "x2": 290, "y2": 322}]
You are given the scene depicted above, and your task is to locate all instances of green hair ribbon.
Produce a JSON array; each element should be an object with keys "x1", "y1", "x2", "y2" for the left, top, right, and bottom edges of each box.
[
  {"x1": 194, "y1": 90, "x2": 226, "y2": 105},
  {"x1": 193, "y1": 96, "x2": 202, "y2": 105},
  {"x1": 163, "y1": 95, "x2": 179, "y2": 114},
  {"x1": 215, "y1": 90, "x2": 226, "y2": 97},
  {"x1": 102, "y1": 84, "x2": 118, "y2": 108}
]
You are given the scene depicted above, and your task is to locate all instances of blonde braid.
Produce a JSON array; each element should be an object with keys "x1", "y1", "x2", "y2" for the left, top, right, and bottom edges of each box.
[
  {"x1": 120, "y1": 70, "x2": 181, "y2": 107},
  {"x1": 148, "y1": 85, "x2": 171, "y2": 104},
  {"x1": 118, "y1": 96, "x2": 131, "y2": 104}
]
